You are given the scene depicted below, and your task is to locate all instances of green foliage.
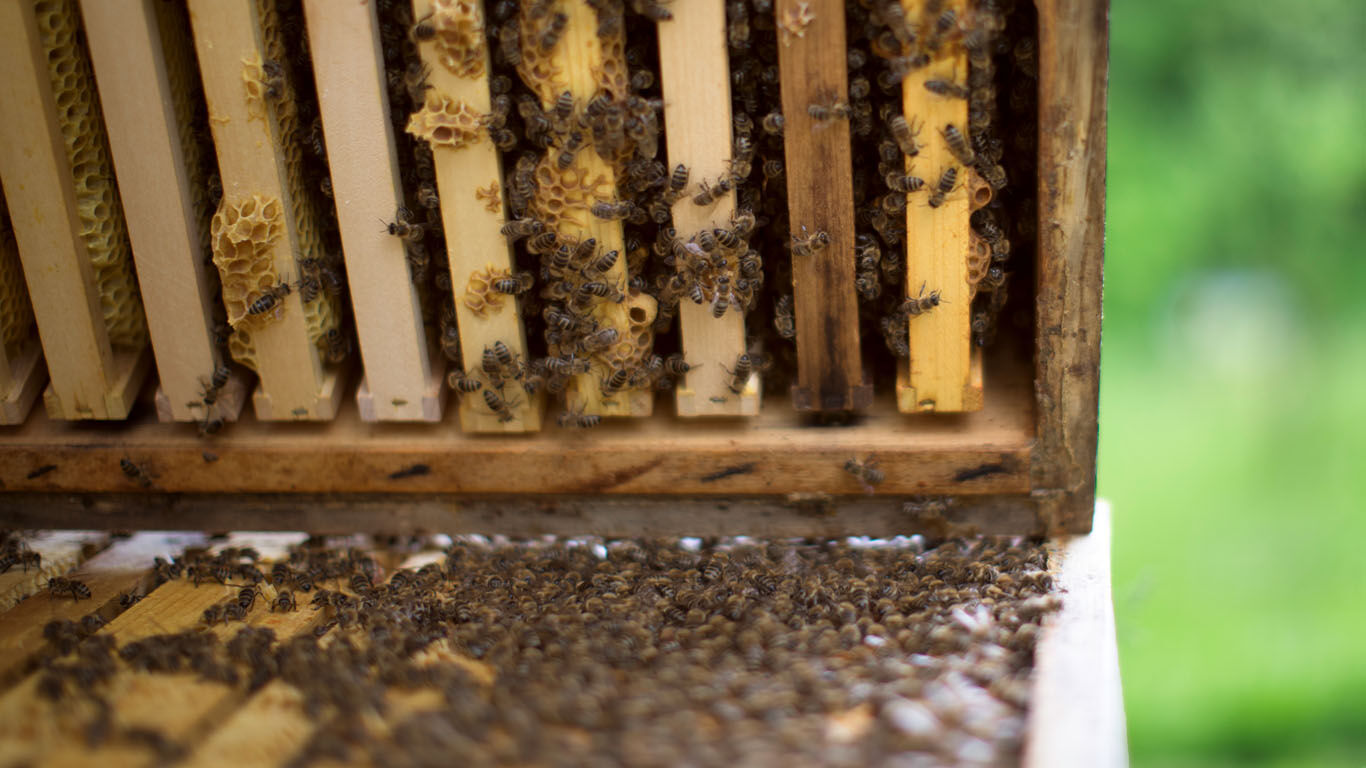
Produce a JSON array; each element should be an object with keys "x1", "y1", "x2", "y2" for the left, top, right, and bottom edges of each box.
[{"x1": 1101, "y1": 0, "x2": 1366, "y2": 765}]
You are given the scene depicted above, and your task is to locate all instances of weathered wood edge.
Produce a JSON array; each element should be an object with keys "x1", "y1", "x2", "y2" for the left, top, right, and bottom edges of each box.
[
  {"x1": 1023, "y1": 500, "x2": 1127, "y2": 768},
  {"x1": 1031, "y1": 0, "x2": 1107, "y2": 534},
  {"x1": 0, "y1": 493, "x2": 1046, "y2": 537}
]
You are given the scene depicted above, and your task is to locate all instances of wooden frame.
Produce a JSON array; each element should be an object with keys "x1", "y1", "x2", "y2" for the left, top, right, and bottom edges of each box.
[
  {"x1": 304, "y1": 0, "x2": 445, "y2": 423},
  {"x1": 0, "y1": 0, "x2": 151, "y2": 421},
  {"x1": 79, "y1": 0, "x2": 251, "y2": 427},
  {"x1": 0, "y1": 0, "x2": 1106, "y2": 536}
]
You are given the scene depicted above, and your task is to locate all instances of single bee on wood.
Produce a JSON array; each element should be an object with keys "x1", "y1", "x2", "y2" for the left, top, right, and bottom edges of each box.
[
  {"x1": 807, "y1": 99, "x2": 851, "y2": 123},
  {"x1": 924, "y1": 77, "x2": 970, "y2": 99},
  {"x1": 382, "y1": 206, "x2": 424, "y2": 243},
  {"x1": 927, "y1": 165, "x2": 959, "y2": 208},
  {"x1": 941, "y1": 123, "x2": 976, "y2": 166},
  {"x1": 271, "y1": 589, "x2": 297, "y2": 612},
  {"x1": 201, "y1": 365, "x2": 231, "y2": 407},
  {"x1": 120, "y1": 457, "x2": 152, "y2": 488},
  {"x1": 898, "y1": 283, "x2": 943, "y2": 317},
  {"x1": 482, "y1": 388, "x2": 519, "y2": 423},
  {"x1": 844, "y1": 456, "x2": 884, "y2": 489},
  {"x1": 885, "y1": 171, "x2": 926, "y2": 193},
  {"x1": 447, "y1": 370, "x2": 483, "y2": 394},
  {"x1": 48, "y1": 577, "x2": 92, "y2": 601},
  {"x1": 722, "y1": 353, "x2": 753, "y2": 394},
  {"x1": 790, "y1": 228, "x2": 830, "y2": 258},
  {"x1": 888, "y1": 115, "x2": 922, "y2": 157},
  {"x1": 500, "y1": 217, "x2": 544, "y2": 244},
  {"x1": 591, "y1": 199, "x2": 634, "y2": 221}
]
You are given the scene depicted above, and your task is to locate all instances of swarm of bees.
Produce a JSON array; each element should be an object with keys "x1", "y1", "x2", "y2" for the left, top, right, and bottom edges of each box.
[{"x1": 26, "y1": 533, "x2": 1058, "y2": 765}]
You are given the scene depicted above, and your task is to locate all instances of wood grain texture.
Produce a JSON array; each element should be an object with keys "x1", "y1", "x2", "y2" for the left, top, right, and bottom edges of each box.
[
  {"x1": 187, "y1": 0, "x2": 343, "y2": 421},
  {"x1": 658, "y1": 0, "x2": 759, "y2": 417},
  {"x1": 898, "y1": 0, "x2": 980, "y2": 414},
  {"x1": 0, "y1": 494, "x2": 1047, "y2": 538},
  {"x1": 305, "y1": 0, "x2": 442, "y2": 423},
  {"x1": 1031, "y1": 0, "x2": 1107, "y2": 534},
  {"x1": 0, "y1": 532, "x2": 206, "y2": 685},
  {"x1": 0, "y1": 1, "x2": 146, "y2": 421},
  {"x1": 413, "y1": 0, "x2": 542, "y2": 432},
  {"x1": 1023, "y1": 501, "x2": 1127, "y2": 768},
  {"x1": 80, "y1": 0, "x2": 234, "y2": 425},
  {"x1": 0, "y1": 338, "x2": 46, "y2": 426},
  {"x1": 0, "y1": 360, "x2": 1033, "y2": 497},
  {"x1": 774, "y1": 0, "x2": 870, "y2": 412}
]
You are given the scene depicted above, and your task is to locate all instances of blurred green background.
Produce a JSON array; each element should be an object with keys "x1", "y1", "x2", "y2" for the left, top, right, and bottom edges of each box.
[{"x1": 1101, "y1": 0, "x2": 1366, "y2": 766}]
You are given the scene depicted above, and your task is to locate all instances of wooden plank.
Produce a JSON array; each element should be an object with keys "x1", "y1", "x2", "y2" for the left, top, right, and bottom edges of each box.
[
  {"x1": 0, "y1": 338, "x2": 46, "y2": 427},
  {"x1": 527, "y1": 0, "x2": 650, "y2": 419},
  {"x1": 657, "y1": 0, "x2": 759, "y2": 417},
  {"x1": 186, "y1": 0, "x2": 345, "y2": 421},
  {"x1": 411, "y1": 0, "x2": 541, "y2": 432},
  {"x1": 1031, "y1": 0, "x2": 1107, "y2": 534},
  {"x1": 1023, "y1": 501, "x2": 1127, "y2": 768},
  {"x1": 304, "y1": 0, "x2": 444, "y2": 423},
  {"x1": 0, "y1": 532, "x2": 207, "y2": 686},
  {"x1": 897, "y1": 0, "x2": 980, "y2": 414},
  {"x1": 0, "y1": 534, "x2": 314, "y2": 768},
  {"x1": 0, "y1": 0, "x2": 149, "y2": 421},
  {"x1": 774, "y1": 0, "x2": 870, "y2": 412},
  {"x1": 180, "y1": 550, "x2": 471, "y2": 768},
  {"x1": 0, "y1": 494, "x2": 1047, "y2": 538},
  {"x1": 0, "y1": 361, "x2": 1034, "y2": 496},
  {"x1": 0, "y1": 532, "x2": 107, "y2": 613},
  {"x1": 80, "y1": 0, "x2": 247, "y2": 426}
]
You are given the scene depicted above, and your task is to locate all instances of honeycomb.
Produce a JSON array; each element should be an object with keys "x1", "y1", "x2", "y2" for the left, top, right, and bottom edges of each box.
[
  {"x1": 967, "y1": 232, "x2": 991, "y2": 300},
  {"x1": 34, "y1": 0, "x2": 148, "y2": 349},
  {"x1": 240, "y1": 54, "x2": 270, "y2": 122},
  {"x1": 428, "y1": 0, "x2": 486, "y2": 78},
  {"x1": 405, "y1": 93, "x2": 486, "y2": 150},
  {"x1": 0, "y1": 195, "x2": 36, "y2": 358},
  {"x1": 529, "y1": 154, "x2": 613, "y2": 234},
  {"x1": 211, "y1": 194, "x2": 285, "y2": 330},
  {"x1": 254, "y1": 0, "x2": 342, "y2": 366},
  {"x1": 474, "y1": 180, "x2": 501, "y2": 213},
  {"x1": 461, "y1": 263, "x2": 511, "y2": 319}
]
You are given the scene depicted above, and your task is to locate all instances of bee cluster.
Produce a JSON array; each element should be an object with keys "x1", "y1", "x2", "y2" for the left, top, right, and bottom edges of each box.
[{"x1": 30, "y1": 533, "x2": 1057, "y2": 766}]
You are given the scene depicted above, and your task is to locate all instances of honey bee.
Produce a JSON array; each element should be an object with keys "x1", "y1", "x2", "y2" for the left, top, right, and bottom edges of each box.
[
  {"x1": 844, "y1": 457, "x2": 884, "y2": 488},
  {"x1": 48, "y1": 577, "x2": 92, "y2": 600},
  {"x1": 557, "y1": 404, "x2": 601, "y2": 428},
  {"x1": 383, "y1": 206, "x2": 424, "y2": 243},
  {"x1": 722, "y1": 353, "x2": 753, "y2": 394},
  {"x1": 322, "y1": 329, "x2": 351, "y2": 364},
  {"x1": 409, "y1": 10, "x2": 436, "y2": 44},
  {"x1": 556, "y1": 130, "x2": 585, "y2": 170},
  {"x1": 600, "y1": 366, "x2": 629, "y2": 395},
  {"x1": 501, "y1": 217, "x2": 543, "y2": 243},
  {"x1": 979, "y1": 162, "x2": 1007, "y2": 190},
  {"x1": 591, "y1": 200, "x2": 634, "y2": 221},
  {"x1": 790, "y1": 228, "x2": 830, "y2": 258},
  {"x1": 578, "y1": 281, "x2": 625, "y2": 304},
  {"x1": 527, "y1": 231, "x2": 559, "y2": 255},
  {"x1": 546, "y1": 354, "x2": 592, "y2": 376},
  {"x1": 579, "y1": 327, "x2": 619, "y2": 353},
  {"x1": 856, "y1": 271, "x2": 882, "y2": 300},
  {"x1": 774, "y1": 294, "x2": 796, "y2": 339},
  {"x1": 924, "y1": 77, "x2": 969, "y2": 99},
  {"x1": 898, "y1": 283, "x2": 942, "y2": 316},
  {"x1": 584, "y1": 248, "x2": 620, "y2": 277},
  {"x1": 447, "y1": 371, "x2": 483, "y2": 394},
  {"x1": 120, "y1": 457, "x2": 152, "y2": 488},
  {"x1": 629, "y1": 0, "x2": 673, "y2": 22},
  {"x1": 888, "y1": 115, "x2": 922, "y2": 157},
  {"x1": 417, "y1": 181, "x2": 440, "y2": 211},
  {"x1": 761, "y1": 111, "x2": 785, "y2": 137},
  {"x1": 807, "y1": 100, "x2": 851, "y2": 123},
  {"x1": 492, "y1": 272, "x2": 534, "y2": 295},
  {"x1": 200, "y1": 364, "x2": 231, "y2": 407},
  {"x1": 403, "y1": 60, "x2": 432, "y2": 105},
  {"x1": 539, "y1": 11, "x2": 568, "y2": 52},
  {"x1": 941, "y1": 123, "x2": 976, "y2": 166},
  {"x1": 664, "y1": 163, "x2": 690, "y2": 202},
  {"x1": 711, "y1": 289, "x2": 732, "y2": 318},
  {"x1": 553, "y1": 90, "x2": 574, "y2": 125},
  {"x1": 691, "y1": 180, "x2": 725, "y2": 207},
  {"x1": 202, "y1": 604, "x2": 223, "y2": 625},
  {"x1": 271, "y1": 589, "x2": 297, "y2": 612},
  {"x1": 925, "y1": 7, "x2": 956, "y2": 53},
  {"x1": 928, "y1": 166, "x2": 958, "y2": 208},
  {"x1": 261, "y1": 59, "x2": 285, "y2": 102},
  {"x1": 661, "y1": 353, "x2": 695, "y2": 378},
  {"x1": 885, "y1": 171, "x2": 926, "y2": 193},
  {"x1": 482, "y1": 388, "x2": 519, "y2": 423},
  {"x1": 246, "y1": 281, "x2": 292, "y2": 317},
  {"x1": 439, "y1": 324, "x2": 461, "y2": 363}
]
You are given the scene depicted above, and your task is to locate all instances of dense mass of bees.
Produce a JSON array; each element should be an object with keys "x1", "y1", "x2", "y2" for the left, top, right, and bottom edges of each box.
[
  {"x1": 27, "y1": 533, "x2": 1058, "y2": 766},
  {"x1": 130, "y1": 0, "x2": 1037, "y2": 428}
]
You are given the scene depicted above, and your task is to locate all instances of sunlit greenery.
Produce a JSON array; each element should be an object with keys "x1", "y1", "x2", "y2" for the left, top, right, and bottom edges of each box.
[{"x1": 1102, "y1": 0, "x2": 1366, "y2": 765}]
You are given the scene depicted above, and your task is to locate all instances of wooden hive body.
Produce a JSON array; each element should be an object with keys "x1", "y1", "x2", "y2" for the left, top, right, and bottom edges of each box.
[{"x1": 0, "y1": 0, "x2": 1106, "y2": 538}]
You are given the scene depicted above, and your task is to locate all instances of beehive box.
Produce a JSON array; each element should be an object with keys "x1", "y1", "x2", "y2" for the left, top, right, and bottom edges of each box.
[{"x1": 0, "y1": 0, "x2": 1104, "y2": 545}]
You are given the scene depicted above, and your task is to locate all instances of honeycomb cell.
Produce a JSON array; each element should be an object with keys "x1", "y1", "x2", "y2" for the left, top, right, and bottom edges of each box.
[
  {"x1": 35, "y1": 0, "x2": 148, "y2": 350},
  {"x1": 406, "y1": 94, "x2": 487, "y2": 151},
  {"x1": 430, "y1": 0, "x2": 486, "y2": 79},
  {"x1": 530, "y1": 155, "x2": 612, "y2": 233}
]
